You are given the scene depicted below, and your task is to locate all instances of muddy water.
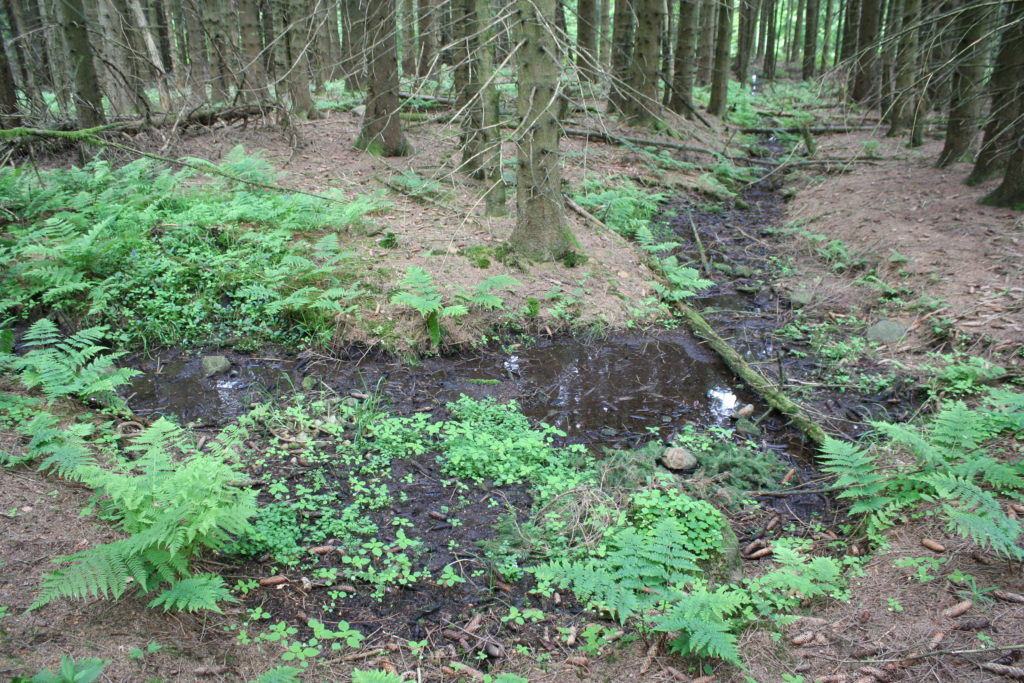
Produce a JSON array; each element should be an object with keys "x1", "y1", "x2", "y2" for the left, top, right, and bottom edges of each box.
[{"x1": 127, "y1": 331, "x2": 763, "y2": 448}]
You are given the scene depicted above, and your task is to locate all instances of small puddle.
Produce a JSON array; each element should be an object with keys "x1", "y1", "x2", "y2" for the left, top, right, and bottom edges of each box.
[{"x1": 127, "y1": 331, "x2": 760, "y2": 448}]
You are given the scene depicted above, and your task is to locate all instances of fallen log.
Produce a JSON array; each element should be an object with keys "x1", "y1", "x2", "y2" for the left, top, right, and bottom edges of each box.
[
  {"x1": 740, "y1": 125, "x2": 877, "y2": 135},
  {"x1": 562, "y1": 127, "x2": 716, "y2": 157}
]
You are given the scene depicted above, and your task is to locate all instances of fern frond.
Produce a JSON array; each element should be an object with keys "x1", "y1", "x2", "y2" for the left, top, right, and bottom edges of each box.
[
  {"x1": 148, "y1": 574, "x2": 237, "y2": 613},
  {"x1": 250, "y1": 666, "x2": 304, "y2": 683}
]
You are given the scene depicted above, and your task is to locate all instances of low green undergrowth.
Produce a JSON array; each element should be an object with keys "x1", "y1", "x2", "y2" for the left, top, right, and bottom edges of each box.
[{"x1": 0, "y1": 147, "x2": 387, "y2": 349}]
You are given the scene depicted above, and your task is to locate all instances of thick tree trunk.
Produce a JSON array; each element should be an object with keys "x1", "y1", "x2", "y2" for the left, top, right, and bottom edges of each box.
[
  {"x1": 356, "y1": 0, "x2": 411, "y2": 155},
  {"x1": 623, "y1": 0, "x2": 662, "y2": 124},
  {"x1": 61, "y1": 0, "x2": 105, "y2": 127},
  {"x1": 802, "y1": 0, "x2": 819, "y2": 79},
  {"x1": 600, "y1": 0, "x2": 612, "y2": 66},
  {"x1": 708, "y1": 0, "x2": 733, "y2": 116},
  {"x1": 887, "y1": 0, "x2": 920, "y2": 135},
  {"x1": 6, "y1": 0, "x2": 49, "y2": 117},
  {"x1": 577, "y1": 0, "x2": 599, "y2": 80},
  {"x1": 0, "y1": 36, "x2": 20, "y2": 128},
  {"x1": 851, "y1": 0, "x2": 880, "y2": 102},
  {"x1": 476, "y1": 0, "x2": 505, "y2": 215},
  {"x1": 281, "y1": 0, "x2": 320, "y2": 117},
  {"x1": 182, "y1": 0, "x2": 209, "y2": 100},
  {"x1": 789, "y1": 0, "x2": 805, "y2": 63},
  {"x1": 510, "y1": 0, "x2": 579, "y2": 262},
  {"x1": 982, "y1": 112, "x2": 1024, "y2": 207},
  {"x1": 341, "y1": 0, "x2": 367, "y2": 90},
  {"x1": 669, "y1": 0, "x2": 699, "y2": 116},
  {"x1": 608, "y1": 0, "x2": 635, "y2": 113},
  {"x1": 840, "y1": 0, "x2": 860, "y2": 63},
  {"x1": 967, "y1": 0, "x2": 1024, "y2": 183},
  {"x1": 401, "y1": 0, "x2": 417, "y2": 74},
  {"x1": 764, "y1": 0, "x2": 779, "y2": 79},
  {"x1": 936, "y1": 0, "x2": 992, "y2": 167},
  {"x1": 238, "y1": 0, "x2": 271, "y2": 101}
]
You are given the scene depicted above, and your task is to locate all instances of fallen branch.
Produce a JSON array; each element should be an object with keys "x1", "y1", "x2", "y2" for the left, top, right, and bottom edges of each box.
[
  {"x1": 740, "y1": 125, "x2": 877, "y2": 135},
  {"x1": 562, "y1": 127, "x2": 716, "y2": 157},
  {"x1": 747, "y1": 156, "x2": 881, "y2": 168}
]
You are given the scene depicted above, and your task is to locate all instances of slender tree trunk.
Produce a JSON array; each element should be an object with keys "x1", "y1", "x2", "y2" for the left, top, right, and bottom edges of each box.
[
  {"x1": 802, "y1": 0, "x2": 819, "y2": 78},
  {"x1": 697, "y1": 0, "x2": 716, "y2": 84},
  {"x1": 936, "y1": 0, "x2": 992, "y2": 166},
  {"x1": 669, "y1": 0, "x2": 699, "y2": 116},
  {"x1": 61, "y1": 0, "x2": 105, "y2": 127},
  {"x1": 151, "y1": 1, "x2": 175, "y2": 87},
  {"x1": 887, "y1": 0, "x2": 920, "y2": 135},
  {"x1": 476, "y1": 0, "x2": 505, "y2": 215},
  {"x1": 453, "y1": 0, "x2": 474, "y2": 167},
  {"x1": 756, "y1": 0, "x2": 770, "y2": 63},
  {"x1": 818, "y1": 0, "x2": 834, "y2": 71},
  {"x1": 401, "y1": 0, "x2": 417, "y2": 74},
  {"x1": 608, "y1": 0, "x2": 635, "y2": 113},
  {"x1": 207, "y1": 0, "x2": 236, "y2": 103},
  {"x1": 600, "y1": 0, "x2": 612, "y2": 66},
  {"x1": 661, "y1": 0, "x2": 674, "y2": 94},
  {"x1": 577, "y1": 0, "x2": 599, "y2": 80},
  {"x1": 128, "y1": 0, "x2": 172, "y2": 109},
  {"x1": 967, "y1": 0, "x2": 1024, "y2": 184},
  {"x1": 736, "y1": 0, "x2": 758, "y2": 85},
  {"x1": 623, "y1": 0, "x2": 662, "y2": 124},
  {"x1": 6, "y1": 0, "x2": 49, "y2": 117},
  {"x1": 283, "y1": 0, "x2": 320, "y2": 117},
  {"x1": 851, "y1": 0, "x2": 880, "y2": 102},
  {"x1": 510, "y1": 0, "x2": 579, "y2": 262},
  {"x1": 416, "y1": 0, "x2": 436, "y2": 77},
  {"x1": 789, "y1": 0, "x2": 805, "y2": 64},
  {"x1": 43, "y1": 0, "x2": 74, "y2": 118},
  {"x1": 341, "y1": 0, "x2": 367, "y2": 90},
  {"x1": 879, "y1": 0, "x2": 900, "y2": 123},
  {"x1": 708, "y1": 0, "x2": 733, "y2": 116},
  {"x1": 181, "y1": 0, "x2": 209, "y2": 100},
  {"x1": 356, "y1": 0, "x2": 411, "y2": 155},
  {"x1": 764, "y1": 0, "x2": 779, "y2": 79},
  {"x1": 840, "y1": 0, "x2": 859, "y2": 62}
]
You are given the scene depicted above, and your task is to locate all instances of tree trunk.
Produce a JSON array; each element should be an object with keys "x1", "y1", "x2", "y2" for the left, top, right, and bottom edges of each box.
[
  {"x1": 802, "y1": 0, "x2": 819, "y2": 78},
  {"x1": 61, "y1": 0, "x2": 105, "y2": 127},
  {"x1": 43, "y1": 0, "x2": 75, "y2": 118},
  {"x1": 982, "y1": 106, "x2": 1024, "y2": 207},
  {"x1": 661, "y1": 0, "x2": 674, "y2": 95},
  {"x1": 453, "y1": 0, "x2": 476, "y2": 171},
  {"x1": 697, "y1": 0, "x2": 716, "y2": 84},
  {"x1": 401, "y1": 0, "x2": 417, "y2": 74},
  {"x1": 477, "y1": 0, "x2": 506, "y2": 215},
  {"x1": 818, "y1": 0, "x2": 834, "y2": 71},
  {"x1": 608, "y1": 0, "x2": 635, "y2": 113},
  {"x1": 669, "y1": 0, "x2": 699, "y2": 116},
  {"x1": 764, "y1": 0, "x2": 779, "y2": 79},
  {"x1": 238, "y1": 0, "x2": 271, "y2": 101},
  {"x1": 181, "y1": 0, "x2": 209, "y2": 100},
  {"x1": 600, "y1": 0, "x2": 612, "y2": 66},
  {"x1": 851, "y1": 0, "x2": 880, "y2": 102},
  {"x1": 510, "y1": 0, "x2": 579, "y2": 262},
  {"x1": 128, "y1": 0, "x2": 172, "y2": 109},
  {"x1": 355, "y1": 0, "x2": 411, "y2": 155},
  {"x1": 416, "y1": 0, "x2": 436, "y2": 77},
  {"x1": 789, "y1": 0, "x2": 805, "y2": 64},
  {"x1": 840, "y1": 0, "x2": 859, "y2": 62},
  {"x1": 6, "y1": 0, "x2": 49, "y2": 117},
  {"x1": 967, "y1": 0, "x2": 1024, "y2": 184},
  {"x1": 878, "y1": 0, "x2": 900, "y2": 123},
  {"x1": 887, "y1": 0, "x2": 920, "y2": 135},
  {"x1": 735, "y1": 0, "x2": 758, "y2": 85},
  {"x1": 341, "y1": 0, "x2": 367, "y2": 90},
  {"x1": 708, "y1": 0, "x2": 733, "y2": 116},
  {"x1": 151, "y1": 1, "x2": 175, "y2": 87},
  {"x1": 0, "y1": 34, "x2": 20, "y2": 128},
  {"x1": 577, "y1": 0, "x2": 599, "y2": 80},
  {"x1": 623, "y1": 0, "x2": 662, "y2": 124},
  {"x1": 936, "y1": 0, "x2": 992, "y2": 167}
]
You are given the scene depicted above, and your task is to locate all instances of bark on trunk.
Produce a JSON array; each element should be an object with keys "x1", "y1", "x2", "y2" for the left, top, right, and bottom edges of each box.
[
  {"x1": 623, "y1": 0, "x2": 662, "y2": 124},
  {"x1": 239, "y1": 0, "x2": 271, "y2": 101},
  {"x1": 936, "y1": 0, "x2": 992, "y2": 167},
  {"x1": 576, "y1": 0, "x2": 599, "y2": 80},
  {"x1": 608, "y1": 0, "x2": 635, "y2": 113},
  {"x1": 967, "y1": 0, "x2": 1024, "y2": 183},
  {"x1": 510, "y1": 0, "x2": 579, "y2": 262},
  {"x1": 697, "y1": 0, "x2": 716, "y2": 84},
  {"x1": 417, "y1": 0, "x2": 435, "y2": 77},
  {"x1": 668, "y1": 0, "x2": 699, "y2": 116},
  {"x1": 341, "y1": 0, "x2": 367, "y2": 90},
  {"x1": 981, "y1": 116, "x2": 1024, "y2": 207},
  {"x1": 802, "y1": 0, "x2": 819, "y2": 79},
  {"x1": 735, "y1": 0, "x2": 758, "y2": 85},
  {"x1": 61, "y1": 0, "x2": 105, "y2": 127},
  {"x1": 851, "y1": 0, "x2": 880, "y2": 102},
  {"x1": 355, "y1": 0, "x2": 411, "y2": 155},
  {"x1": 764, "y1": 0, "x2": 778, "y2": 79},
  {"x1": 887, "y1": 0, "x2": 920, "y2": 135},
  {"x1": 0, "y1": 36, "x2": 20, "y2": 127},
  {"x1": 708, "y1": 0, "x2": 733, "y2": 116}
]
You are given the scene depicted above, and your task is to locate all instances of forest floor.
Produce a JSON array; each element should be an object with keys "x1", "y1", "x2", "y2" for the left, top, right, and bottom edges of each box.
[{"x1": 2, "y1": 91, "x2": 1023, "y2": 683}]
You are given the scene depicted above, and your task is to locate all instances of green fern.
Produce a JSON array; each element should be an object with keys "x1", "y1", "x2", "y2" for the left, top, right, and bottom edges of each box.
[
  {"x1": 651, "y1": 257, "x2": 715, "y2": 301},
  {"x1": 653, "y1": 584, "x2": 746, "y2": 665},
  {"x1": 818, "y1": 438, "x2": 893, "y2": 515},
  {"x1": 456, "y1": 274, "x2": 523, "y2": 310},
  {"x1": 352, "y1": 671, "x2": 409, "y2": 683},
  {"x1": 391, "y1": 266, "x2": 468, "y2": 347},
  {"x1": 0, "y1": 319, "x2": 138, "y2": 408},
  {"x1": 148, "y1": 574, "x2": 238, "y2": 612}
]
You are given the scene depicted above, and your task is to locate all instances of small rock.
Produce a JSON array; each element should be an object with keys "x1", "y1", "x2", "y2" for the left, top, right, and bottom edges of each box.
[
  {"x1": 735, "y1": 417, "x2": 759, "y2": 437},
  {"x1": 733, "y1": 265, "x2": 754, "y2": 278},
  {"x1": 351, "y1": 104, "x2": 366, "y2": 117},
  {"x1": 865, "y1": 319, "x2": 908, "y2": 344},
  {"x1": 661, "y1": 446, "x2": 698, "y2": 471},
  {"x1": 201, "y1": 355, "x2": 231, "y2": 377},
  {"x1": 789, "y1": 288, "x2": 815, "y2": 307},
  {"x1": 735, "y1": 403, "x2": 755, "y2": 418}
]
